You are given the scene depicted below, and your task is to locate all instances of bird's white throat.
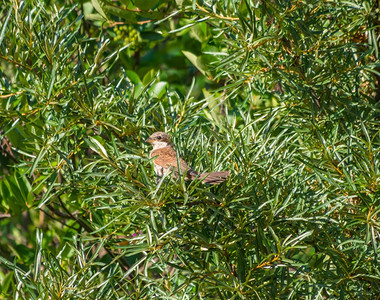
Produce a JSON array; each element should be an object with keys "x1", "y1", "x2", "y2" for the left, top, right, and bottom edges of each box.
[{"x1": 151, "y1": 141, "x2": 170, "y2": 150}]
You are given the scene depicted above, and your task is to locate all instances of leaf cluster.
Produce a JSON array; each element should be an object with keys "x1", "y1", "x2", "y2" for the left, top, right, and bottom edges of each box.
[{"x1": 0, "y1": 0, "x2": 379, "y2": 299}]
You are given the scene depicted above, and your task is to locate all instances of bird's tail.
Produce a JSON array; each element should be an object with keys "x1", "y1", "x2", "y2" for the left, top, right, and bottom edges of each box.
[{"x1": 199, "y1": 171, "x2": 230, "y2": 185}]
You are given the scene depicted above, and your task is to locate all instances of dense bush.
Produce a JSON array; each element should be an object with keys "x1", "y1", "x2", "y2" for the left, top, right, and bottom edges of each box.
[{"x1": 0, "y1": 0, "x2": 379, "y2": 298}]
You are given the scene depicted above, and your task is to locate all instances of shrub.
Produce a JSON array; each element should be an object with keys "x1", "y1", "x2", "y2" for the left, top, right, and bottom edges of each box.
[{"x1": 0, "y1": 0, "x2": 379, "y2": 298}]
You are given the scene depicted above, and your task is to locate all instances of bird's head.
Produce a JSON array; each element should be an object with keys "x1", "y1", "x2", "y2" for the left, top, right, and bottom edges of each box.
[{"x1": 146, "y1": 132, "x2": 172, "y2": 149}]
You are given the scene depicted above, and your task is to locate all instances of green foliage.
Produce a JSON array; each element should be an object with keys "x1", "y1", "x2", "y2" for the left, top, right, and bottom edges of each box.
[{"x1": 0, "y1": 0, "x2": 379, "y2": 298}]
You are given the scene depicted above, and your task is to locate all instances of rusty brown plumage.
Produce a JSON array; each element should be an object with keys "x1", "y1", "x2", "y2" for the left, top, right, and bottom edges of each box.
[{"x1": 146, "y1": 132, "x2": 230, "y2": 184}]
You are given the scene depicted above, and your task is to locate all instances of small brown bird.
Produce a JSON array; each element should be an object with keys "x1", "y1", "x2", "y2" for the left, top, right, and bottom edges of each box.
[{"x1": 146, "y1": 132, "x2": 230, "y2": 184}]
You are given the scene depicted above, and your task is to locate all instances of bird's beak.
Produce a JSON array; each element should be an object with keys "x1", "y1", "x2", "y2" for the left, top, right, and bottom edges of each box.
[{"x1": 145, "y1": 137, "x2": 153, "y2": 143}]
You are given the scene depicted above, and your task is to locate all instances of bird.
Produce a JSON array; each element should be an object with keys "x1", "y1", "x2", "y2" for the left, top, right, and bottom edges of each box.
[{"x1": 146, "y1": 132, "x2": 230, "y2": 185}]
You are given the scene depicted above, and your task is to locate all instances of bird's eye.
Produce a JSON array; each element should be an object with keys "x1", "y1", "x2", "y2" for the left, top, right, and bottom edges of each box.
[{"x1": 157, "y1": 136, "x2": 162, "y2": 140}]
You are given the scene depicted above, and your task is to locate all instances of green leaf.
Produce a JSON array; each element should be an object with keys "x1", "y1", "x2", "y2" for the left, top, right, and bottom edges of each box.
[
  {"x1": 126, "y1": 70, "x2": 141, "y2": 84},
  {"x1": 135, "y1": 0, "x2": 159, "y2": 11},
  {"x1": 88, "y1": 136, "x2": 109, "y2": 159},
  {"x1": 182, "y1": 50, "x2": 207, "y2": 76},
  {"x1": 85, "y1": 13, "x2": 106, "y2": 21},
  {"x1": 149, "y1": 82, "x2": 168, "y2": 98},
  {"x1": 0, "y1": 5, "x2": 12, "y2": 46},
  {"x1": 189, "y1": 23, "x2": 208, "y2": 43},
  {"x1": 140, "y1": 31, "x2": 164, "y2": 41},
  {"x1": 142, "y1": 69, "x2": 158, "y2": 86},
  {"x1": 38, "y1": 171, "x2": 58, "y2": 208},
  {"x1": 103, "y1": 5, "x2": 137, "y2": 23},
  {"x1": 0, "y1": 270, "x2": 14, "y2": 295},
  {"x1": 202, "y1": 89, "x2": 223, "y2": 128},
  {"x1": 91, "y1": 0, "x2": 107, "y2": 20}
]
